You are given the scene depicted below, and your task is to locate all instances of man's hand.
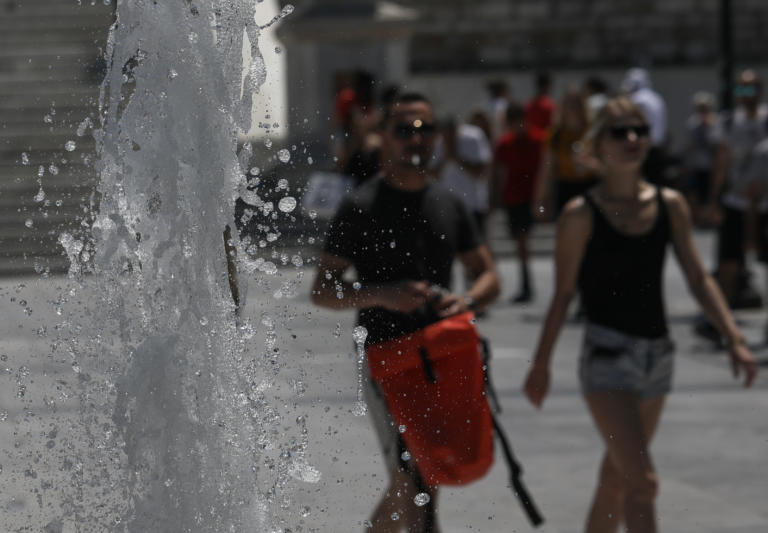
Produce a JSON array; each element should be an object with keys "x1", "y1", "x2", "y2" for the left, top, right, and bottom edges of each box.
[
  {"x1": 375, "y1": 281, "x2": 432, "y2": 313},
  {"x1": 433, "y1": 292, "x2": 472, "y2": 318}
]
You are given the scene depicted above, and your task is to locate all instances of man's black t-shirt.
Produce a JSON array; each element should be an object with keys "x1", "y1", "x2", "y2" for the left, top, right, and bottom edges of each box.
[{"x1": 324, "y1": 176, "x2": 481, "y2": 345}]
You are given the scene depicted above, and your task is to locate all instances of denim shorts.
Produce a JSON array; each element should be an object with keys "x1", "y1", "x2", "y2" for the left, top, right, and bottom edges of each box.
[{"x1": 579, "y1": 323, "x2": 675, "y2": 399}]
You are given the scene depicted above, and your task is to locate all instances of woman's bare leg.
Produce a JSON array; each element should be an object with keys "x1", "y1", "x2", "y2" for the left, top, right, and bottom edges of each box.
[{"x1": 583, "y1": 392, "x2": 666, "y2": 533}]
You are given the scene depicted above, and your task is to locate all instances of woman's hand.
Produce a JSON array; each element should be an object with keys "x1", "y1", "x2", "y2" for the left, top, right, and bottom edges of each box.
[
  {"x1": 729, "y1": 341, "x2": 758, "y2": 388},
  {"x1": 523, "y1": 363, "x2": 551, "y2": 408}
]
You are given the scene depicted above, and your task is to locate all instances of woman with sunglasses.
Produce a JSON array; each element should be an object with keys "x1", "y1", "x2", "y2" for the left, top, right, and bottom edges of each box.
[{"x1": 523, "y1": 97, "x2": 757, "y2": 533}]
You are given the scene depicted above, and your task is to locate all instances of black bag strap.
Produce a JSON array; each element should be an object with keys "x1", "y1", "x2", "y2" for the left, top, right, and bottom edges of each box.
[{"x1": 481, "y1": 337, "x2": 545, "y2": 527}]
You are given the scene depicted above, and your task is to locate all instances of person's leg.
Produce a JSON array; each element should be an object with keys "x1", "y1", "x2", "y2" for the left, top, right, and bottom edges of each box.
[
  {"x1": 368, "y1": 468, "x2": 440, "y2": 532},
  {"x1": 716, "y1": 207, "x2": 746, "y2": 305},
  {"x1": 510, "y1": 204, "x2": 533, "y2": 302},
  {"x1": 583, "y1": 392, "x2": 664, "y2": 533},
  {"x1": 585, "y1": 395, "x2": 666, "y2": 533}
]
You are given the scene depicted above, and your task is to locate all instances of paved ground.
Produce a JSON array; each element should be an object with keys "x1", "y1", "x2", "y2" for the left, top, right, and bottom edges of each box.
[{"x1": 1, "y1": 226, "x2": 767, "y2": 532}]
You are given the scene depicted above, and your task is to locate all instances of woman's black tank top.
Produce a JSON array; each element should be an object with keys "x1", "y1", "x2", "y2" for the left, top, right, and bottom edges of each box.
[{"x1": 578, "y1": 187, "x2": 670, "y2": 338}]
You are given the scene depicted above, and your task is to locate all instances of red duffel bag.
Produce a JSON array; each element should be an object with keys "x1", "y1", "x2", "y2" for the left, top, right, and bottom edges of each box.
[{"x1": 366, "y1": 311, "x2": 494, "y2": 486}]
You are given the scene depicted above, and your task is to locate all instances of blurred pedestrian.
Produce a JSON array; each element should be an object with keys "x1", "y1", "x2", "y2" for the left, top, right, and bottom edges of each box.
[
  {"x1": 584, "y1": 75, "x2": 610, "y2": 121},
  {"x1": 312, "y1": 92, "x2": 500, "y2": 532},
  {"x1": 525, "y1": 72, "x2": 556, "y2": 137},
  {"x1": 486, "y1": 79, "x2": 510, "y2": 143},
  {"x1": 494, "y1": 103, "x2": 546, "y2": 303},
  {"x1": 621, "y1": 68, "x2": 668, "y2": 185},
  {"x1": 683, "y1": 91, "x2": 721, "y2": 225},
  {"x1": 523, "y1": 96, "x2": 757, "y2": 533},
  {"x1": 708, "y1": 69, "x2": 768, "y2": 314},
  {"x1": 438, "y1": 120, "x2": 493, "y2": 237},
  {"x1": 534, "y1": 87, "x2": 600, "y2": 218},
  {"x1": 343, "y1": 71, "x2": 384, "y2": 186}
]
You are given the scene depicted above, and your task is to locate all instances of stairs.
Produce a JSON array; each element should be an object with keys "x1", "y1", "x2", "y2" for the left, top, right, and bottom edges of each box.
[{"x1": 0, "y1": 0, "x2": 114, "y2": 275}]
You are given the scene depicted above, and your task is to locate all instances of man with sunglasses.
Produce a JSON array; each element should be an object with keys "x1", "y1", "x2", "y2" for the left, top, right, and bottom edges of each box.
[
  {"x1": 707, "y1": 70, "x2": 768, "y2": 323},
  {"x1": 312, "y1": 92, "x2": 500, "y2": 532}
]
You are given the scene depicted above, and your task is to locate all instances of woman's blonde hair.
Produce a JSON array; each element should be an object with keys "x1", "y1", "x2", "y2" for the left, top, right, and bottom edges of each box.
[{"x1": 585, "y1": 96, "x2": 648, "y2": 142}]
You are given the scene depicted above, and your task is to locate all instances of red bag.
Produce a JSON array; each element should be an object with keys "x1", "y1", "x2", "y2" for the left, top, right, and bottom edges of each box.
[{"x1": 366, "y1": 311, "x2": 494, "y2": 486}]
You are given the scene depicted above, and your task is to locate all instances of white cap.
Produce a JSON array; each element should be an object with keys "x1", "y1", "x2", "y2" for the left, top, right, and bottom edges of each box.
[{"x1": 455, "y1": 123, "x2": 492, "y2": 165}]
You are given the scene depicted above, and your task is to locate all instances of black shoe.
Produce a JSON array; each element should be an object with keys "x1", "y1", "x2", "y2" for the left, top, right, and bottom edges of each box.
[{"x1": 511, "y1": 291, "x2": 532, "y2": 304}]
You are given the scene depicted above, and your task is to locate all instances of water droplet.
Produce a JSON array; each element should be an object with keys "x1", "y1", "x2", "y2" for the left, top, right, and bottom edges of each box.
[
  {"x1": 291, "y1": 255, "x2": 303, "y2": 267},
  {"x1": 38, "y1": 165, "x2": 45, "y2": 178},
  {"x1": 300, "y1": 506, "x2": 310, "y2": 517},
  {"x1": 274, "y1": 46, "x2": 282, "y2": 54},
  {"x1": 76, "y1": 117, "x2": 92, "y2": 137},
  {"x1": 281, "y1": 4, "x2": 294, "y2": 16},
  {"x1": 43, "y1": 114, "x2": 53, "y2": 124},
  {"x1": 33, "y1": 189, "x2": 45, "y2": 202},
  {"x1": 277, "y1": 148, "x2": 291, "y2": 163},
  {"x1": 307, "y1": 156, "x2": 314, "y2": 165},
  {"x1": 199, "y1": 317, "x2": 208, "y2": 326},
  {"x1": 333, "y1": 323, "x2": 341, "y2": 338},
  {"x1": 352, "y1": 282, "x2": 361, "y2": 291},
  {"x1": 308, "y1": 209, "x2": 318, "y2": 220},
  {"x1": 264, "y1": 138, "x2": 273, "y2": 149},
  {"x1": 539, "y1": 205, "x2": 545, "y2": 213},
  {"x1": 390, "y1": 241, "x2": 396, "y2": 248},
  {"x1": 48, "y1": 164, "x2": 59, "y2": 176},
  {"x1": 400, "y1": 450, "x2": 411, "y2": 461},
  {"x1": 413, "y1": 493, "x2": 431, "y2": 507},
  {"x1": 249, "y1": 167, "x2": 260, "y2": 176},
  {"x1": 390, "y1": 512, "x2": 400, "y2": 521},
  {"x1": 261, "y1": 261, "x2": 277, "y2": 275},
  {"x1": 24, "y1": 219, "x2": 33, "y2": 228},
  {"x1": 188, "y1": 32, "x2": 199, "y2": 44},
  {"x1": 55, "y1": 199, "x2": 63, "y2": 207},
  {"x1": 352, "y1": 326, "x2": 368, "y2": 344},
  {"x1": 64, "y1": 140, "x2": 76, "y2": 152},
  {"x1": 278, "y1": 196, "x2": 296, "y2": 213},
  {"x1": 21, "y1": 152, "x2": 29, "y2": 165},
  {"x1": 168, "y1": 69, "x2": 178, "y2": 80},
  {"x1": 398, "y1": 424, "x2": 406, "y2": 434}
]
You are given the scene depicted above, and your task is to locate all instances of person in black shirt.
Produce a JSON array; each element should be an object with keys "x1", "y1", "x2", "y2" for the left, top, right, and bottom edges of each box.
[
  {"x1": 312, "y1": 93, "x2": 500, "y2": 532},
  {"x1": 523, "y1": 97, "x2": 757, "y2": 533}
]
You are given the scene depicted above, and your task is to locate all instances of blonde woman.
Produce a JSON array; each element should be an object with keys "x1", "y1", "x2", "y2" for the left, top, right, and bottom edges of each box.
[{"x1": 523, "y1": 97, "x2": 757, "y2": 533}]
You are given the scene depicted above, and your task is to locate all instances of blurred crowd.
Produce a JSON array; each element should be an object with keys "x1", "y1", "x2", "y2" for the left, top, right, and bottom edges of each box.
[{"x1": 327, "y1": 67, "x2": 768, "y2": 324}]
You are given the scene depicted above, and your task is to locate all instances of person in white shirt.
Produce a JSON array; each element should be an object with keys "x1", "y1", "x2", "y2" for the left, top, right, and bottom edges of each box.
[
  {"x1": 621, "y1": 68, "x2": 668, "y2": 184},
  {"x1": 438, "y1": 121, "x2": 493, "y2": 237},
  {"x1": 708, "y1": 70, "x2": 768, "y2": 321}
]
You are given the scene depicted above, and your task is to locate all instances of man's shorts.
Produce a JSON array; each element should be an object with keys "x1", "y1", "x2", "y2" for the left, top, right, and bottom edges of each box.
[
  {"x1": 506, "y1": 203, "x2": 533, "y2": 236},
  {"x1": 578, "y1": 323, "x2": 675, "y2": 399},
  {"x1": 718, "y1": 205, "x2": 768, "y2": 264}
]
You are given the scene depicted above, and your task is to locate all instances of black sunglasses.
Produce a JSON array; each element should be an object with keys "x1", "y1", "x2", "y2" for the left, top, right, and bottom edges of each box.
[
  {"x1": 608, "y1": 124, "x2": 650, "y2": 140},
  {"x1": 392, "y1": 121, "x2": 437, "y2": 140}
]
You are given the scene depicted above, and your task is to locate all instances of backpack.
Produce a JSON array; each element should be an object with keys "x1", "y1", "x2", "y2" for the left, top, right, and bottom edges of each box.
[{"x1": 366, "y1": 311, "x2": 543, "y2": 527}]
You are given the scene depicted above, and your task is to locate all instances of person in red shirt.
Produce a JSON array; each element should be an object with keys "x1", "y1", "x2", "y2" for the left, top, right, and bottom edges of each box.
[
  {"x1": 525, "y1": 72, "x2": 556, "y2": 138},
  {"x1": 494, "y1": 103, "x2": 546, "y2": 303}
]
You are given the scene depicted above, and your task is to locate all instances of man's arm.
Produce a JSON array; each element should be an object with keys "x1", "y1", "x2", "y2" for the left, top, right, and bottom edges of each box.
[
  {"x1": 434, "y1": 244, "x2": 500, "y2": 317},
  {"x1": 311, "y1": 253, "x2": 431, "y2": 313}
]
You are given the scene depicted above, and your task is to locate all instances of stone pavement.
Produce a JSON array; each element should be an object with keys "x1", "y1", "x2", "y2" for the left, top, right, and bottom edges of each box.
[{"x1": 1, "y1": 228, "x2": 767, "y2": 532}]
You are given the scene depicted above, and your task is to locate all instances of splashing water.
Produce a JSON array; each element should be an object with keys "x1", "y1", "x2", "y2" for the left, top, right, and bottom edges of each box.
[
  {"x1": 2, "y1": 2, "x2": 301, "y2": 531},
  {"x1": 352, "y1": 326, "x2": 368, "y2": 416}
]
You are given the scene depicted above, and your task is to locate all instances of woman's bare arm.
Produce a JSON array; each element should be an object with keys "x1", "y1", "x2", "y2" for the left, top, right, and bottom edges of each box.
[
  {"x1": 664, "y1": 188, "x2": 757, "y2": 387},
  {"x1": 524, "y1": 197, "x2": 593, "y2": 407}
]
